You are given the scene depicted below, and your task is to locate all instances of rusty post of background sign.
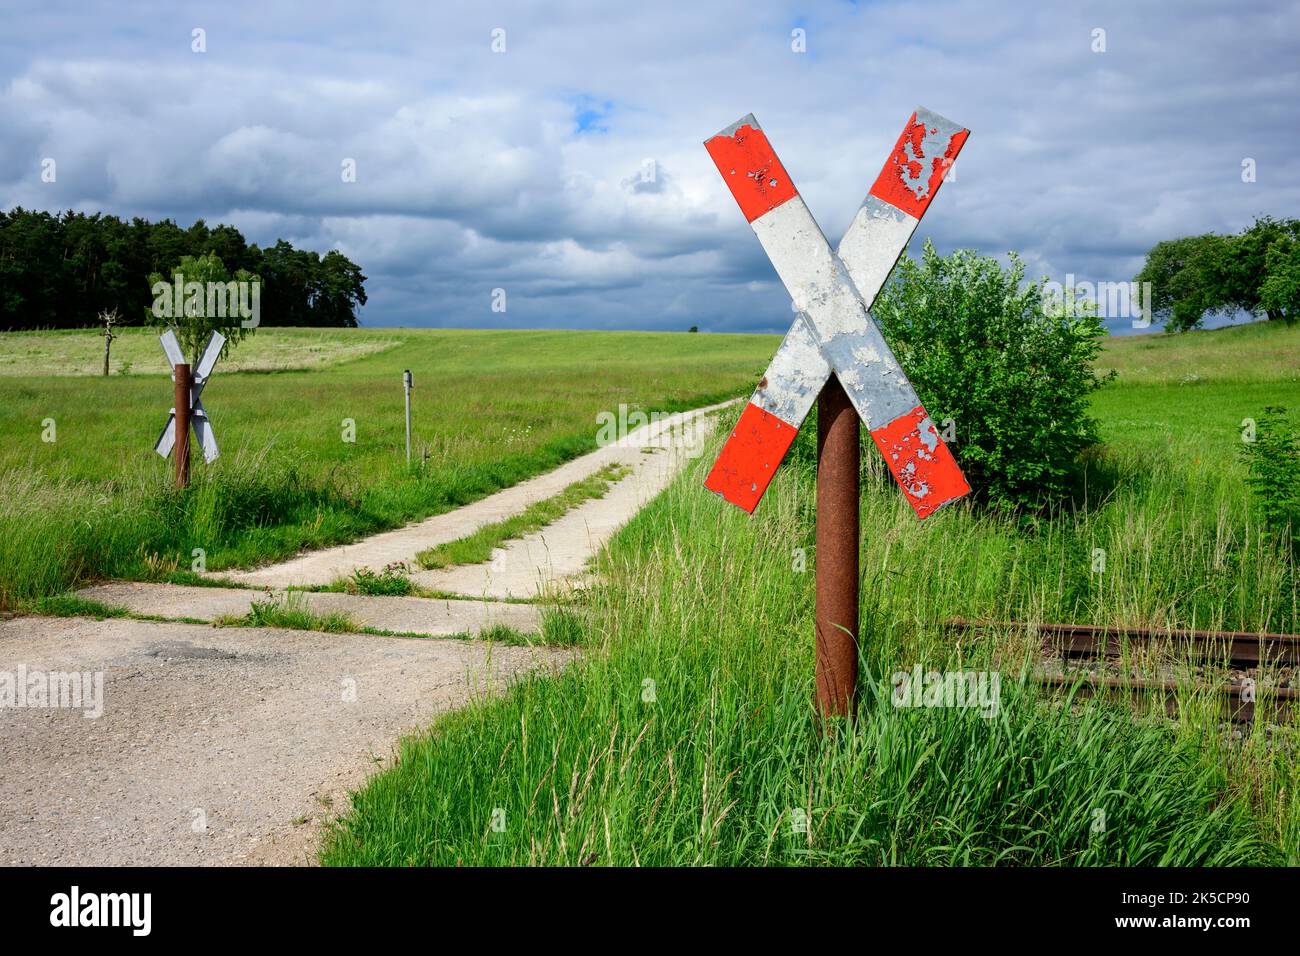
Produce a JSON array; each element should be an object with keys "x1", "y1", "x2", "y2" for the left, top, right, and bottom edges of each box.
[
  {"x1": 174, "y1": 364, "x2": 191, "y2": 488},
  {"x1": 815, "y1": 378, "x2": 859, "y2": 719}
]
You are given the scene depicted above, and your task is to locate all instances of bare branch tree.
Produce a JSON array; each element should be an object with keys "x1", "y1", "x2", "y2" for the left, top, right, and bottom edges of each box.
[{"x1": 99, "y1": 308, "x2": 119, "y2": 376}]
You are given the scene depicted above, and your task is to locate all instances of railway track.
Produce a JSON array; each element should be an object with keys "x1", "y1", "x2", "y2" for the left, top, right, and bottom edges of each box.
[{"x1": 945, "y1": 619, "x2": 1299, "y2": 723}]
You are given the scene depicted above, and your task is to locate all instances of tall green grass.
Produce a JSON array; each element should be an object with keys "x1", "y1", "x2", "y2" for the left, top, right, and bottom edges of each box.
[
  {"x1": 838, "y1": 440, "x2": 1297, "y2": 639},
  {"x1": 321, "y1": 425, "x2": 1291, "y2": 866},
  {"x1": 0, "y1": 327, "x2": 776, "y2": 609},
  {"x1": 0, "y1": 434, "x2": 594, "y2": 609}
]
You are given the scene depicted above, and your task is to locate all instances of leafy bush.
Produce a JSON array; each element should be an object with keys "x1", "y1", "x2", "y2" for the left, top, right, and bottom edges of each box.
[
  {"x1": 1239, "y1": 406, "x2": 1300, "y2": 537},
  {"x1": 872, "y1": 242, "x2": 1112, "y2": 511}
]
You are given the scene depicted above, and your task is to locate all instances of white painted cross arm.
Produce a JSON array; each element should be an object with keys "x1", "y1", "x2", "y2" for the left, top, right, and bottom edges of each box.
[
  {"x1": 154, "y1": 329, "x2": 225, "y2": 464},
  {"x1": 702, "y1": 109, "x2": 970, "y2": 518}
]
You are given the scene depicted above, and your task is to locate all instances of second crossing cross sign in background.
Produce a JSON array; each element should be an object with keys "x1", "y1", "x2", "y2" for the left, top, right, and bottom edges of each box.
[
  {"x1": 154, "y1": 329, "x2": 226, "y2": 488},
  {"x1": 703, "y1": 108, "x2": 972, "y2": 718}
]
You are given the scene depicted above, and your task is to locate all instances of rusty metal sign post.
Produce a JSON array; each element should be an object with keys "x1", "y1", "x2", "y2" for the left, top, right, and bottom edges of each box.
[
  {"x1": 703, "y1": 108, "x2": 972, "y2": 720},
  {"x1": 155, "y1": 330, "x2": 225, "y2": 488}
]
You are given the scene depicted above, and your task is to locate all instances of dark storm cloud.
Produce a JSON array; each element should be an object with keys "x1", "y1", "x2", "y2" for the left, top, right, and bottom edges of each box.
[{"x1": 1, "y1": 0, "x2": 1296, "y2": 333}]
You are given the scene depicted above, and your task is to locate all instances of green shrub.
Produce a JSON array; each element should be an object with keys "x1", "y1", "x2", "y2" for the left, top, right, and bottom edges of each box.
[
  {"x1": 1239, "y1": 406, "x2": 1300, "y2": 537},
  {"x1": 872, "y1": 242, "x2": 1112, "y2": 511}
]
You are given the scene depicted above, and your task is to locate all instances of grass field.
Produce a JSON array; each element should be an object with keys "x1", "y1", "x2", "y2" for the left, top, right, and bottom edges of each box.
[
  {"x1": 4, "y1": 318, "x2": 1300, "y2": 865},
  {"x1": 319, "y1": 320, "x2": 1300, "y2": 866},
  {"x1": 1095, "y1": 319, "x2": 1300, "y2": 385},
  {"x1": 0, "y1": 326, "x2": 403, "y2": 377},
  {"x1": 0, "y1": 327, "x2": 775, "y2": 609}
]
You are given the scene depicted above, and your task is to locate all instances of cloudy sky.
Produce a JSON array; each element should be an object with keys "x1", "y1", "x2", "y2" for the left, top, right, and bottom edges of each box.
[{"x1": 3, "y1": 0, "x2": 1297, "y2": 334}]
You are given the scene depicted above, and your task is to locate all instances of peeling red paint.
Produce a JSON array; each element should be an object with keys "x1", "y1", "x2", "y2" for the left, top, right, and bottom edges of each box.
[
  {"x1": 704, "y1": 402, "x2": 799, "y2": 512},
  {"x1": 704, "y1": 124, "x2": 799, "y2": 224},
  {"x1": 703, "y1": 109, "x2": 973, "y2": 519},
  {"x1": 868, "y1": 404, "x2": 969, "y2": 519},
  {"x1": 867, "y1": 112, "x2": 968, "y2": 220}
]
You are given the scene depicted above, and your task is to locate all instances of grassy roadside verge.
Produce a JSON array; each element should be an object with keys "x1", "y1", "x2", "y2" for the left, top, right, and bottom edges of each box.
[
  {"x1": 417, "y1": 463, "x2": 632, "y2": 569},
  {"x1": 0, "y1": 432, "x2": 599, "y2": 610},
  {"x1": 320, "y1": 415, "x2": 1295, "y2": 865},
  {"x1": 0, "y1": 328, "x2": 776, "y2": 611},
  {"x1": 216, "y1": 593, "x2": 358, "y2": 633}
]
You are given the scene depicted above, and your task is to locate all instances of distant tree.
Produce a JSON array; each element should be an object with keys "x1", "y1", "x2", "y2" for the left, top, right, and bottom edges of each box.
[
  {"x1": 148, "y1": 253, "x2": 260, "y2": 363},
  {"x1": 1135, "y1": 216, "x2": 1300, "y2": 331},
  {"x1": 0, "y1": 209, "x2": 72, "y2": 327},
  {"x1": 206, "y1": 223, "x2": 249, "y2": 269},
  {"x1": 1207, "y1": 216, "x2": 1300, "y2": 323},
  {"x1": 688, "y1": 325, "x2": 699, "y2": 333},
  {"x1": 145, "y1": 220, "x2": 188, "y2": 290},
  {"x1": 1135, "y1": 234, "x2": 1225, "y2": 332},
  {"x1": 1258, "y1": 234, "x2": 1300, "y2": 325},
  {"x1": 312, "y1": 250, "x2": 367, "y2": 328},
  {"x1": 100, "y1": 308, "x2": 118, "y2": 376}
]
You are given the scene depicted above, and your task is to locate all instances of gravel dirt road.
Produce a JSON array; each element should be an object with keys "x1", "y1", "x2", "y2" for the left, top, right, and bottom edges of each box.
[
  {"x1": 1, "y1": 401, "x2": 725, "y2": 865},
  {"x1": 0, "y1": 616, "x2": 570, "y2": 865}
]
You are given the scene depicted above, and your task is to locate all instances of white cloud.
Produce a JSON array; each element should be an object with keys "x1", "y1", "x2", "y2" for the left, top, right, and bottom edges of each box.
[{"x1": 2, "y1": 0, "x2": 1297, "y2": 332}]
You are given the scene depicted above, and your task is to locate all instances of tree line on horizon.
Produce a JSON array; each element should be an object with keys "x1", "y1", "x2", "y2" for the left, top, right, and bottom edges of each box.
[
  {"x1": 1136, "y1": 215, "x2": 1299, "y2": 332},
  {"x1": 0, "y1": 209, "x2": 367, "y2": 332}
]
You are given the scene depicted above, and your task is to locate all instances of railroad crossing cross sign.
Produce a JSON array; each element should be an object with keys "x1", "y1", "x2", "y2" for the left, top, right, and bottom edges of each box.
[
  {"x1": 703, "y1": 108, "x2": 970, "y2": 518},
  {"x1": 703, "y1": 108, "x2": 972, "y2": 720},
  {"x1": 154, "y1": 329, "x2": 225, "y2": 465}
]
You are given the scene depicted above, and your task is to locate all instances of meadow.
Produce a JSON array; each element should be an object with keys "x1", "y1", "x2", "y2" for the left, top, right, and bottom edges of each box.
[
  {"x1": 320, "y1": 320, "x2": 1300, "y2": 865},
  {"x1": 0, "y1": 326, "x2": 775, "y2": 609},
  {"x1": 3, "y1": 319, "x2": 1299, "y2": 865}
]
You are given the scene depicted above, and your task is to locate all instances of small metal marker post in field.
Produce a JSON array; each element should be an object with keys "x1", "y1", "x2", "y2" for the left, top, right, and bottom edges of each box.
[
  {"x1": 155, "y1": 330, "x2": 225, "y2": 488},
  {"x1": 703, "y1": 108, "x2": 973, "y2": 720},
  {"x1": 403, "y1": 369, "x2": 414, "y2": 466}
]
